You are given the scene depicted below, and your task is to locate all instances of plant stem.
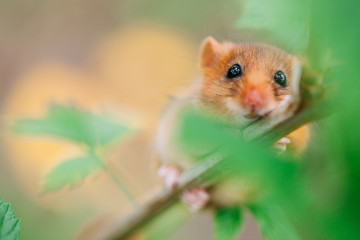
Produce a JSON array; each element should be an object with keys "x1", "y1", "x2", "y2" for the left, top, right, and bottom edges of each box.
[
  {"x1": 99, "y1": 155, "x2": 222, "y2": 240},
  {"x1": 90, "y1": 149, "x2": 138, "y2": 206},
  {"x1": 78, "y1": 76, "x2": 331, "y2": 239},
  {"x1": 91, "y1": 93, "x2": 330, "y2": 240},
  {"x1": 106, "y1": 168, "x2": 138, "y2": 206}
]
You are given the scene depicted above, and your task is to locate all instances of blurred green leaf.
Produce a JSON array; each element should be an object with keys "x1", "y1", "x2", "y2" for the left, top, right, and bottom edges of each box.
[
  {"x1": 13, "y1": 104, "x2": 136, "y2": 200},
  {"x1": 175, "y1": 106, "x2": 301, "y2": 187},
  {"x1": 174, "y1": 106, "x2": 308, "y2": 238},
  {"x1": 248, "y1": 204, "x2": 300, "y2": 240},
  {"x1": 143, "y1": 204, "x2": 191, "y2": 240},
  {"x1": 236, "y1": 0, "x2": 309, "y2": 53},
  {"x1": 13, "y1": 104, "x2": 129, "y2": 147},
  {"x1": 0, "y1": 199, "x2": 21, "y2": 240},
  {"x1": 213, "y1": 207, "x2": 242, "y2": 240},
  {"x1": 43, "y1": 154, "x2": 105, "y2": 193}
]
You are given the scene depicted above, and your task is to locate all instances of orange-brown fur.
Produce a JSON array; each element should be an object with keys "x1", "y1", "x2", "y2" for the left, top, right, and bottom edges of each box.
[
  {"x1": 194, "y1": 37, "x2": 311, "y2": 206},
  {"x1": 198, "y1": 37, "x2": 309, "y2": 153},
  {"x1": 287, "y1": 125, "x2": 310, "y2": 154},
  {"x1": 155, "y1": 37, "x2": 310, "y2": 208}
]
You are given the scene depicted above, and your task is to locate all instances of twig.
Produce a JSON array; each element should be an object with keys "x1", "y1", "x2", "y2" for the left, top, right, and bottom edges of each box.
[
  {"x1": 99, "y1": 89, "x2": 331, "y2": 240},
  {"x1": 89, "y1": 148, "x2": 138, "y2": 206},
  {"x1": 106, "y1": 169, "x2": 138, "y2": 206},
  {"x1": 95, "y1": 156, "x2": 222, "y2": 240}
]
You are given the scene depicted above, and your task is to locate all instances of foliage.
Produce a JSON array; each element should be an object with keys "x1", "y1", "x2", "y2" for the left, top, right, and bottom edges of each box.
[
  {"x1": 171, "y1": 0, "x2": 360, "y2": 239},
  {"x1": 42, "y1": 154, "x2": 105, "y2": 193},
  {"x1": 174, "y1": 0, "x2": 360, "y2": 239},
  {"x1": 13, "y1": 104, "x2": 133, "y2": 196},
  {"x1": 0, "y1": 199, "x2": 21, "y2": 240},
  {"x1": 10, "y1": 0, "x2": 360, "y2": 239},
  {"x1": 142, "y1": 204, "x2": 191, "y2": 240},
  {"x1": 248, "y1": 205, "x2": 300, "y2": 240},
  {"x1": 13, "y1": 104, "x2": 128, "y2": 147},
  {"x1": 175, "y1": 105, "x2": 308, "y2": 240},
  {"x1": 236, "y1": 0, "x2": 309, "y2": 54},
  {"x1": 213, "y1": 207, "x2": 242, "y2": 240}
]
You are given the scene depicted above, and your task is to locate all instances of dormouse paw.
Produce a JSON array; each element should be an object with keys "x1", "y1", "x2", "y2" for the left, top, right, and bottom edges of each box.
[
  {"x1": 273, "y1": 137, "x2": 291, "y2": 152},
  {"x1": 181, "y1": 187, "x2": 210, "y2": 212},
  {"x1": 158, "y1": 164, "x2": 182, "y2": 190}
]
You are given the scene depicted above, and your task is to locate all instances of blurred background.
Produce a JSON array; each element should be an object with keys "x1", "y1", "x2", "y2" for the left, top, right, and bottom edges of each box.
[
  {"x1": 1, "y1": 0, "x2": 359, "y2": 240},
  {"x1": 0, "y1": 0, "x2": 263, "y2": 239}
]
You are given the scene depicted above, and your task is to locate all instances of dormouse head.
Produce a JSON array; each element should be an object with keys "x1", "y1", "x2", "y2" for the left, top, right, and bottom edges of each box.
[{"x1": 199, "y1": 36, "x2": 301, "y2": 119}]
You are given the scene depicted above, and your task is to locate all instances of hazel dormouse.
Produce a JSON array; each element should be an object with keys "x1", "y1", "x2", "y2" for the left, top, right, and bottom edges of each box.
[{"x1": 155, "y1": 37, "x2": 310, "y2": 211}]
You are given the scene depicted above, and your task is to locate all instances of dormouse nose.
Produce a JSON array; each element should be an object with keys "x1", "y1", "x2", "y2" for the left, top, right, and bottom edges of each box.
[{"x1": 242, "y1": 86, "x2": 266, "y2": 109}]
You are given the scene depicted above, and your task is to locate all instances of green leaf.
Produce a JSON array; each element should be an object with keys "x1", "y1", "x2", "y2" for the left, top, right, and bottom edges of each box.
[
  {"x1": 174, "y1": 106, "x2": 309, "y2": 239},
  {"x1": 0, "y1": 199, "x2": 21, "y2": 240},
  {"x1": 236, "y1": 0, "x2": 309, "y2": 53},
  {"x1": 248, "y1": 204, "x2": 300, "y2": 240},
  {"x1": 143, "y1": 204, "x2": 191, "y2": 240},
  {"x1": 13, "y1": 104, "x2": 130, "y2": 147},
  {"x1": 213, "y1": 207, "x2": 243, "y2": 240},
  {"x1": 43, "y1": 154, "x2": 105, "y2": 192}
]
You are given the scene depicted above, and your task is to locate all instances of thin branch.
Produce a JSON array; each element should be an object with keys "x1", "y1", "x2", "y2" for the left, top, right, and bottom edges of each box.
[
  {"x1": 90, "y1": 148, "x2": 138, "y2": 206},
  {"x1": 91, "y1": 156, "x2": 222, "y2": 240},
  {"x1": 97, "y1": 87, "x2": 331, "y2": 240},
  {"x1": 106, "y1": 168, "x2": 138, "y2": 207}
]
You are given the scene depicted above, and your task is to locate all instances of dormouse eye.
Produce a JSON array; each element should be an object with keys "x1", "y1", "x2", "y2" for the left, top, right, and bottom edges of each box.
[
  {"x1": 274, "y1": 71, "x2": 287, "y2": 87},
  {"x1": 226, "y1": 64, "x2": 242, "y2": 79}
]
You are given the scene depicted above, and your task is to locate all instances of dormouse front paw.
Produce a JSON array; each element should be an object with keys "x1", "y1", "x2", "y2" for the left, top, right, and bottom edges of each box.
[
  {"x1": 273, "y1": 137, "x2": 291, "y2": 152},
  {"x1": 158, "y1": 164, "x2": 182, "y2": 190},
  {"x1": 158, "y1": 164, "x2": 210, "y2": 212},
  {"x1": 181, "y1": 187, "x2": 210, "y2": 212}
]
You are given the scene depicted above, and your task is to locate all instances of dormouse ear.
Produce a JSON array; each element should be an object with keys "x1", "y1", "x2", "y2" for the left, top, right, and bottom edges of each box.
[{"x1": 200, "y1": 36, "x2": 222, "y2": 69}]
